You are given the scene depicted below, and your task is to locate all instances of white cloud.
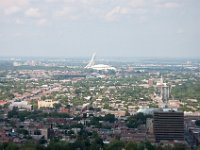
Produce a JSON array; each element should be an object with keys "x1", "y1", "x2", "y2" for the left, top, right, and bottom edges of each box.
[
  {"x1": 37, "y1": 18, "x2": 48, "y2": 26},
  {"x1": 54, "y1": 7, "x2": 79, "y2": 20},
  {"x1": 0, "y1": 0, "x2": 29, "y2": 9},
  {"x1": 157, "y1": 2, "x2": 180, "y2": 9},
  {"x1": 177, "y1": 28, "x2": 184, "y2": 34},
  {"x1": 0, "y1": 0, "x2": 29, "y2": 16},
  {"x1": 49, "y1": 0, "x2": 149, "y2": 21},
  {"x1": 13, "y1": 32, "x2": 23, "y2": 37},
  {"x1": 128, "y1": 0, "x2": 145, "y2": 8},
  {"x1": 15, "y1": 0, "x2": 29, "y2": 7},
  {"x1": 45, "y1": 0, "x2": 58, "y2": 2},
  {"x1": 0, "y1": 0, "x2": 183, "y2": 23},
  {"x1": 4, "y1": 6, "x2": 21, "y2": 15},
  {"x1": 55, "y1": 7, "x2": 72, "y2": 17},
  {"x1": 0, "y1": 33, "x2": 4, "y2": 38},
  {"x1": 25, "y1": 8, "x2": 42, "y2": 17},
  {"x1": 105, "y1": 6, "x2": 130, "y2": 21},
  {"x1": 15, "y1": 18, "x2": 24, "y2": 24}
]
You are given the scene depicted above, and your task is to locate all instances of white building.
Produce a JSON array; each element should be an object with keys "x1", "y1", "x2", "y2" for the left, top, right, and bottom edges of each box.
[{"x1": 9, "y1": 101, "x2": 32, "y2": 110}]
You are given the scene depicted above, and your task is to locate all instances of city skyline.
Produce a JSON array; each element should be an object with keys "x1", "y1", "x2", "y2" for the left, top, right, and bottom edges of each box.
[{"x1": 0, "y1": 0, "x2": 200, "y2": 58}]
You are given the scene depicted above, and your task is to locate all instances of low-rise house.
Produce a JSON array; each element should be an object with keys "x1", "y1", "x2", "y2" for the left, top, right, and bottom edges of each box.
[{"x1": 0, "y1": 100, "x2": 8, "y2": 106}]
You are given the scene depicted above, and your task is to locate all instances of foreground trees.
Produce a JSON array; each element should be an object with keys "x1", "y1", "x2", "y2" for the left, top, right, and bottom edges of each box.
[{"x1": 0, "y1": 140, "x2": 190, "y2": 150}]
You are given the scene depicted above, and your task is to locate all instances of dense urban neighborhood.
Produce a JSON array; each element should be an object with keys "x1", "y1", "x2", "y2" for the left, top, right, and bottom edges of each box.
[
  {"x1": 1, "y1": 0, "x2": 200, "y2": 149},
  {"x1": 0, "y1": 57, "x2": 200, "y2": 150}
]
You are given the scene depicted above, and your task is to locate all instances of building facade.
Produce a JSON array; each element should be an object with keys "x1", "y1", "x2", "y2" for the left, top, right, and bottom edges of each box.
[
  {"x1": 153, "y1": 111, "x2": 184, "y2": 142},
  {"x1": 38, "y1": 100, "x2": 58, "y2": 109}
]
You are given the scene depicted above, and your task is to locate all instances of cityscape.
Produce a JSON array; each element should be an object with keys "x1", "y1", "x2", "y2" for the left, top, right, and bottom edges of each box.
[
  {"x1": 0, "y1": 56, "x2": 200, "y2": 149},
  {"x1": 1, "y1": 0, "x2": 200, "y2": 150}
]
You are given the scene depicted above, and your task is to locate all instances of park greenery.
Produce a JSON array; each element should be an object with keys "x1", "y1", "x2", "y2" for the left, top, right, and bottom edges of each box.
[
  {"x1": 7, "y1": 107, "x2": 71, "y2": 121},
  {"x1": 89, "y1": 114, "x2": 116, "y2": 128},
  {"x1": 126, "y1": 113, "x2": 153, "y2": 128},
  {"x1": 172, "y1": 82, "x2": 200, "y2": 100}
]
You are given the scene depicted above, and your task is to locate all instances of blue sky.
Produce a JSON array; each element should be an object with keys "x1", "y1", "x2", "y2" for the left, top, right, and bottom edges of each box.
[{"x1": 0, "y1": 0, "x2": 200, "y2": 58}]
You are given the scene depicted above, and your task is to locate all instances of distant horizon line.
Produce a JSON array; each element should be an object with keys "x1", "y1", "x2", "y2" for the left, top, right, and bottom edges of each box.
[{"x1": 0, "y1": 55, "x2": 200, "y2": 60}]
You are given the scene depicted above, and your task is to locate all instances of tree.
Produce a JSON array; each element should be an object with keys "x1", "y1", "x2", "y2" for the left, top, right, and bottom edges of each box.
[
  {"x1": 53, "y1": 103, "x2": 62, "y2": 110},
  {"x1": 126, "y1": 113, "x2": 152, "y2": 128},
  {"x1": 90, "y1": 117, "x2": 102, "y2": 128},
  {"x1": 195, "y1": 146, "x2": 200, "y2": 150},
  {"x1": 144, "y1": 141, "x2": 156, "y2": 150},
  {"x1": 41, "y1": 96, "x2": 46, "y2": 100},
  {"x1": 172, "y1": 144, "x2": 189, "y2": 150},
  {"x1": 36, "y1": 145, "x2": 46, "y2": 150},
  {"x1": 104, "y1": 114, "x2": 115, "y2": 123},
  {"x1": 20, "y1": 143, "x2": 36, "y2": 150},
  {"x1": 75, "y1": 89, "x2": 81, "y2": 96},
  {"x1": 195, "y1": 120, "x2": 200, "y2": 127},
  {"x1": 8, "y1": 107, "x2": 19, "y2": 118},
  {"x1": 47, "y1": 141, "x2": 68, "y2": 150},
  {"x1": 5, "y1": 143, "x2": 19, "y2": 150},
  {"x1": 106, "y1": 139, "x2": 124, "y2": 150},
  {"x1": 125, "y1": 141, "x2": 138, "y2": 150},
  {"x1": 39, "y1": 136, "x2": 47, "y2": 144},
  {"x1": 17, "y1": 128, "x2": 29, "y2": 135},
  {"x1": 104, "y1": 103, "x2": 110, "y2": 109}
]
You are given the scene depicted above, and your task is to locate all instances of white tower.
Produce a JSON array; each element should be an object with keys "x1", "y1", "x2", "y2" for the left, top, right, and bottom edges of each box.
[{"x1": 85, "y1": 53, "x2": 96, "y2": 68}]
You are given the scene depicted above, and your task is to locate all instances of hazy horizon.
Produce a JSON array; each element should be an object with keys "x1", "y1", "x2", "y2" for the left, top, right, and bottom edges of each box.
[{"x1": 1, "y1": 0, "x2": 200, "y2": 58}]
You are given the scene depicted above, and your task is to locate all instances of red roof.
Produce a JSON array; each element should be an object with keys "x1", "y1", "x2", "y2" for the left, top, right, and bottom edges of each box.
[{"x1": 0, "y1": 100, "x2": 8, "y2": 105}]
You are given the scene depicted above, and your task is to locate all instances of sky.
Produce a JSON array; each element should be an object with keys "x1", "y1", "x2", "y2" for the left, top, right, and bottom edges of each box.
[{"x1": 0, "y1": 0, "x2": 200, "y2": 58}]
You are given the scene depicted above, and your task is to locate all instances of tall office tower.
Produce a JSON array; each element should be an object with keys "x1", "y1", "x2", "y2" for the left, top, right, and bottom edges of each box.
[
  {"x1": 161, "y1": 85, "x2": 170, "y2": 101},
  {"x1": 156, "y1": 76, "x2": 170, "y2": 102},
  {"x1": 153, "y1": 111, "x2": 184, "y2": 142}
]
